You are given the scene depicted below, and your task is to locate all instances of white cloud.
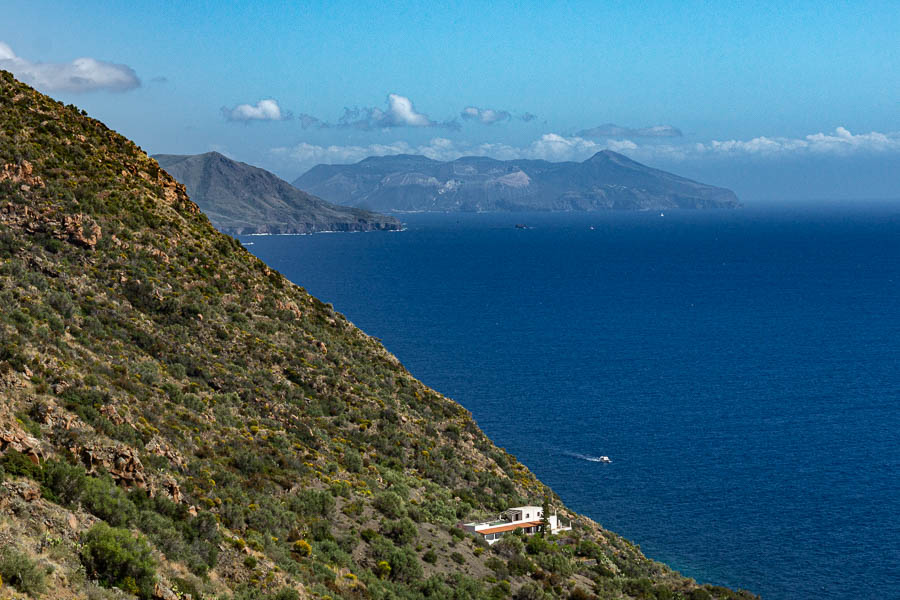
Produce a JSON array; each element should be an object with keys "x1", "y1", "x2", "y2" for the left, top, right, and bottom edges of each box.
[
  {"x1": 578, "y1": 123, "x2": 683, "y2": 138},
  {"x1": 272, "y1": 134, "x2": 604, "y2": 173},
  {"x1": 222, "y1": 99, "x2": 288, "y2": 122},
  {"x1": 273, "y1": 126, "x2": 900, "y2": 173},
  {"x1": 272, "y1": 137, "x2": 463, "y2": 168},
  {"x1": 461, "y1": 106, "x2": 511, "y2": 125},
  {"x1": 0, "y1": 41, "x2": 140, "y2": 93},
  {"x1": 527, "y1": 133, "x2": 603, "y2": 161},
  {"x1": 699, "y1": 127, "x2": 900, "y2": 158},
  {"x1": 301, "y1": 94, "x2": 459, "y2": 130},
  {"x1": 383, "y1": 93, "x2": 431, "y2": 126}
]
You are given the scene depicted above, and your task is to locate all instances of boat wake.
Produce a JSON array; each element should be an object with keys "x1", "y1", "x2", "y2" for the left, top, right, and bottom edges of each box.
[{"x1": 566, "y1": 452, "x2": 612, "y2": 464}]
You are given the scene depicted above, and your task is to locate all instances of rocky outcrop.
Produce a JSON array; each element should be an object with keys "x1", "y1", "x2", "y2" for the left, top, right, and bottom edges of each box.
[
  {"x1": 70, "y1": 441, "x2": 147, "y2": 488},
  {"x1": 0, "y1": 160, "x2": 44, "y2": 190},
  {"x1": 1, "y1": 201, "x2": 102, "y2": 249},
  {"x1": 0, "y1": 427, "x2": 44, "y2": 464}
]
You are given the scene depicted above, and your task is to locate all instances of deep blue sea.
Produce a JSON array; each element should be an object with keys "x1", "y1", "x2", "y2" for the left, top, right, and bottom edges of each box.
[{"x1": 241, "y1": 203, "x2": 900, "y2": 600}]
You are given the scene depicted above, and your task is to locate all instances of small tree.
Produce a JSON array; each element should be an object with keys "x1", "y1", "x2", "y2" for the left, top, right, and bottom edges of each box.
[
  {"x1": 540, "y1": 495, "x2": 551, "y2": 535},
  {"x1": 80, "y1": 523, "x2": 157, "y2": 599}
]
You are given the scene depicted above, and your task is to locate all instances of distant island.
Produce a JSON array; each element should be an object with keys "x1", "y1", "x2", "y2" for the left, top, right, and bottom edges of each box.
[
  {"x1": 293, "y1": 150, "x2": 740, "y2": 213},
  {"x1": 154, "y1": 151, "x2": 401, "y2": 235}
]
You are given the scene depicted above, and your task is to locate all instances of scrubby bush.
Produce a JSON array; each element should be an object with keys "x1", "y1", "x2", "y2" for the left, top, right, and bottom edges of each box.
[
  {"x1": 382, "y1": 517, "x2": 417, "y2": 546},
  {"x1": 514, "y1": 582, "x2": 548, "y2": 600},
  {"x1": 493, "y1": 534, "x2": 524, "y2": 558},
  {"x1": 292, "y1": 539, "x2": 312, "y2": 557},
  {"x1": 370, "y1": 537, "x2": 422, "y2": 583},
  {"x1": 0, "y1": 547, "x2": 47, "y2": 596},
  {"x1": 288, "y1": 489, "x2": 334, "y2": 517},
  {"x1": 373, "y1": 491, "x2": 405, "y2": 519},
  {"x1": 80, "y1": 523, "x2": 157, "y2": 599},
  {"x1": 688, "y1": 589, "x2": 714, "y2": 600},
  {"x1": 344, "y1": 449, "x2": 363, "y2": 473}
]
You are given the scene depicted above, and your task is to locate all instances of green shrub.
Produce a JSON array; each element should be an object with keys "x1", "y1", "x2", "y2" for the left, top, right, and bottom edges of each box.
[
  {"x1": 344, "y1": 449, "x2": 363, "y2": 473},
  {"x1": 422, "y1": 549, "x2": 437, "y2": 564},
  {"x1": 80, "y1": 523, "x2": 157, "y2": 599},
  {"x1": 569, "y1": 587, "x2": 593, "y2": 600},
  {"x1": 536, "y1": 551, "x2": 574, "y2": 577},
  {"x1": 0, "y1": 547, "x2": 47, "y2": 596},
  {"x1": 271, "y1": 588, "x2": 301, "y2": 600},
  {"x1": 382, "y1": 517, "x2": 417, "y2": 546},
  {"x1": 288, "y1": 489, "x2": 334, "y2": 518},
  {"x1": 623, "y1": 578, "x2": 654, "y2": 599},
  {"x1": 373, "y1": 491, "x2": 405, "y2": 519},
  {"x1": 514, "y1": 582, "x2": 547, "y2": 600},
  {"x1": 0, "y1": 449, "x2": 41, "y2": 480},
  {"x1": 370, "y1": 537, "x2": 421, "y2": 583}
]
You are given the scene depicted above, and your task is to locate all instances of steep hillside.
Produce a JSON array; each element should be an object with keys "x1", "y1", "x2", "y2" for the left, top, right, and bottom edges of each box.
[
  {"x1": 292, "y1": 153, "x2": 740, "y2": 213},
  {"x1": 153, "y1": 152, "x2": 400, "y2": 235},
  {"x1": 0, "y1": 70, "x2": 756, "y2": 600}
]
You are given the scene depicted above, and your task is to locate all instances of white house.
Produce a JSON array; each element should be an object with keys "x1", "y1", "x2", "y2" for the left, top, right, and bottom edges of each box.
[{"x1": 460, "y1": 505, "x2": 571, "y2": 545}]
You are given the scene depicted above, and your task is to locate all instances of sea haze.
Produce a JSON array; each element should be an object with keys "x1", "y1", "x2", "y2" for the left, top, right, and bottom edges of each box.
[{"x1": 242, "y1": 202, "x2": 900, "y2": 600}]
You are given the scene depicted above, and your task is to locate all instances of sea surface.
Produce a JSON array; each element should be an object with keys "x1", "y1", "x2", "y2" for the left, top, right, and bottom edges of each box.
[{"x1": 241, "y1": 203, "x2": 900, "y2": 600}]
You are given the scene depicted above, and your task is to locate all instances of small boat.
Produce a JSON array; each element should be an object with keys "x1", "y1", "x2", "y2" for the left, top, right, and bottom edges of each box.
[
  {"x1": 597, "y1": 456, "x2": 612, "y2": 463},
  {"x1": 514, "y1": 223, "x2": 528, "y2": 229}
]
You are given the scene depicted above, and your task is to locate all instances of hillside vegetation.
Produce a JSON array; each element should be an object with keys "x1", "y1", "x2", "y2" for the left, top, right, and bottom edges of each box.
[{"x1": 0, "y1": 70, "x2": 756, "y2": 600}]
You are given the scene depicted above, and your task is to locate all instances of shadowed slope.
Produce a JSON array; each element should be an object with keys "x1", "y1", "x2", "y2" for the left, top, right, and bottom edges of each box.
[{"x1": 154, "y1": 151, "x2": 401, "y2": 234}]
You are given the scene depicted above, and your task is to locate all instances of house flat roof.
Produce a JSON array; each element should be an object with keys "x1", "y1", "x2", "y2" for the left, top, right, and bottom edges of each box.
[{"x1": 477, "y1": 520, "x2": 543, "y2": 535}]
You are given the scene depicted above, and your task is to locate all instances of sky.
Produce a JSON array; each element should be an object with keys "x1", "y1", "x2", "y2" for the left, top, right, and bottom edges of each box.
[{"x1": 1, "y1": 0, "x2": 898, "y2": 202}]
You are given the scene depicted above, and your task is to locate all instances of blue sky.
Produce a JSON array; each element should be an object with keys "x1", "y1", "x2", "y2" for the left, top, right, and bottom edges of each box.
[{"x1": 2, "y1": 1, "x2": 898, "y2": 201}]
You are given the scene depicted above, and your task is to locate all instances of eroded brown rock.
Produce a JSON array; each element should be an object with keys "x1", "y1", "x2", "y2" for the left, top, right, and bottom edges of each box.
[
  {"x1": 0, "y1": 427, "x2": 44, "y2": 464},
  {"x1": 0, "y1": 202, "x2": 102, "y2": 249},
  {"x1": 72, "y1": 441, "x2": 147, "y2": 488},
  {"x1": 0, "y1": 160, "x2": 44, "y2": 188}
]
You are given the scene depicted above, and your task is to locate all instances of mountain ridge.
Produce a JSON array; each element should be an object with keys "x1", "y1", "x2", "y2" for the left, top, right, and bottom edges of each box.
[
  {"x1": 154, "y1": 151, "x2": 401, "y2": 235},
  {"x1": 293, "y1": 152, "x2": 740, "y2": 213}
]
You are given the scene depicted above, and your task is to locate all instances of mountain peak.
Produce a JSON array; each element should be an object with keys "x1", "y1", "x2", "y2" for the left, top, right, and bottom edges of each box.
[
  {"x1": 153, "y1": 151, "x2": 401, "y2": 234},
  {"x1": 294, "y1": 150, "x2": 740, "y2": 212},
  {"x1": 585, "y1": 149, "x2": 637, "y2": 165}
]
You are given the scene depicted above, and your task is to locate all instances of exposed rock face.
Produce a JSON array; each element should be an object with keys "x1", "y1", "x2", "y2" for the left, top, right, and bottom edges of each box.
[
  {"x1": 0, "y1": 160, "x2": 44, "y2": 189},
  {"x1": 73, "y1": 441, "x2": 147, "y2": 488},
  {"x1": 293, "y1": 151, "x2": 741, "y2": 212},
  {"x1": 1, "y1": 202, "x2": 102, "y2": 249},
  {"x1": 0, "y1": 427, "x2": 44, "y2": 464},
  {"x1": 154, "y1": 151, "x2": 401, "y2": 234}
]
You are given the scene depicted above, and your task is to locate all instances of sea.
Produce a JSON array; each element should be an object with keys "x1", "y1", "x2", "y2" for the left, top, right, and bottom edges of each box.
[{"x1": 240, "y1": 202, "x2": 900, "y2": 600}]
